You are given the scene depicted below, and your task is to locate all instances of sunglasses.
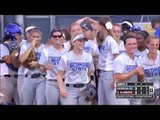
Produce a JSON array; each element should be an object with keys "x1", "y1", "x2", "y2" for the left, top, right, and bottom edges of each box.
[{"x1": 52, "y1": 35, "x2": 63, "y2": 38}]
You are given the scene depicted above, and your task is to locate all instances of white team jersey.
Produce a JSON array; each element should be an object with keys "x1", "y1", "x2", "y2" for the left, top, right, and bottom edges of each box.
[
  {"x1": 114, "y1": 52, "x2": 138, "y2": 82},
  {"x1": 19, "y1": 39, "x2": 27, "y2": 47},
  {"x1": 0, "y1": 44, "x2": 9, "y2": 75},
  {"x1": 135, "y1": 49, "x2": 149, "y2": 58},
  {"x1": 20, "y1": 43, "x2": 45, "y2": 75},
  {"x1": 137, "y1": 50, "x2": 160, "y2": 88},
  {"x1": 98, "y1": 35, "x2": 119, "y2": 71},
  {"x1": 39, "y1": 45, "x2": 68, "y2": 80},
  {"x1": 84, "y1": 39, "x2": 99, "y2": 55},
  {"x1": 118, "y1": 40, "x2": 125, "y2": 54},
  {"x1": 63, "y1": 41, "x2": 71, "y2": 52},
  {"x1": 18, "y1": 40, "x2": 28, "y2": 75},
  {"x1": 1, "y1": 42, "x2": 18, "y2": 75},
  {"x1": 58, "y1": 51, "x2": 95, "y2": 84}
]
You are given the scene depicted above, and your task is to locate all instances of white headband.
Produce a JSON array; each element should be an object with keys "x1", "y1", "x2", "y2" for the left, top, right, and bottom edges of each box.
[{"x1": 122, "y1": 21, "x2": 133, "y2": 27}]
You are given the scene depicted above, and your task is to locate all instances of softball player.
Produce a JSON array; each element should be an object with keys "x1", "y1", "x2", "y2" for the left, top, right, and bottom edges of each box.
[
  {"x1": 134, "y1": 31, "x2": 149, "y2": 58},
  {"x1": 39, "y1": 28, "x2": 68, "y2": 105},
  {"x1": 0, "y1": 43, "x2": 10, "y2": 104},
  {"x1": 112, "y1": 24, "x2": 125, "y2": 54},
  {"x1": 19, "y1": 28, "x2": 46, "y2": 105},
  {"x1": 17, "y1": 26, "x2": 36, "y2": 104},
  {"x1": 0, "y1": 23, "x2": 22, "y2": 105},
  {"x1": 137, "y1": 35, "x2": 160, "y2": 105},
  {"x1": 114, "y1": 35, "x2": 144, "y2": 105},
  {"x1": 57, "y1": 34, "x2": 95, "y2": 105},
  {"x1": 97, "y1": 17, "x2": 119, "y2": 105}
]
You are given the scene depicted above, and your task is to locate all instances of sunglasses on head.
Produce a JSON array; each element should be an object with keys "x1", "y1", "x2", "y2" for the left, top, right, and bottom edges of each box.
[{"x1": 52, "y1": 35, "x2": 63, "y2": 38}]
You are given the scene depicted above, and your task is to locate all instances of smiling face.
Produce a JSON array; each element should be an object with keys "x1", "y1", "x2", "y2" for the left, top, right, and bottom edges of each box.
[
  {"x1": 51, "y1": 31, "x2": 64, "y2": 46},
  {"x1": 72, "y1": 38, "x2": 85, "y2": 51},
  {"x1": 147, "y1": 36, "x2": 159, "y2": 54},
  {"x1": 125, "y1": 37, "x2": 137, "y2": 55}
]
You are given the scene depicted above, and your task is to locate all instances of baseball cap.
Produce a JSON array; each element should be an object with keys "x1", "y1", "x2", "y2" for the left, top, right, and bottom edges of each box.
[
  {"x1": 81, "y1": 22, "x2": 93, "y2": 31},
  {"x1": 25, "y1": 26, "x2": 36, "y2": 33},
  {"x1": 72, "y1": 34, "x2": 87, "y2": 42},
  {"x1": 130, "y1": 26, "x2": 142, "y2": 31}
]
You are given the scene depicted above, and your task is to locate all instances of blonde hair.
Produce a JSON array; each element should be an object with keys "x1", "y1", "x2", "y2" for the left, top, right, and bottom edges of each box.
[{"x1": 146, "y1": 35, "x2": 159, "y2": 44}]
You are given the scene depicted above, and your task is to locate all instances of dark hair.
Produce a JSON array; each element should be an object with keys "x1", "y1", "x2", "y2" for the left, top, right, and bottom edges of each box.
[
  {"x1": 123, "y1": 35, "x2": 136, "y2": 45},
  {"x1": 136, "y1": 30, "x2": 149, "y2": 40},
  {"x1": 98, "y1": 16, "x2": 118, "y2": 43},
  {"x1": 151, "y1": 19, "x2": 160, "y2": 29},
  {"x1": 50, "y1": 28, "x2": 63, "y2": 38},
  {"x1": 61, "y1": 28, "x2": 71, "y2": 41}
]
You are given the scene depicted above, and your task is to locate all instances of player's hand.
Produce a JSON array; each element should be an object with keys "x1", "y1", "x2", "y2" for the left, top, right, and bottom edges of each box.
[
  {"x1": 28, "y1": 61, "x2": 38, "y2": 67},
  {"x1": 31, "y1": 39, "x2": 38, "y2": 48},
  {"x1": 45, "y1": 63, "x2": 53, "y2": 70},
  {"x1": 135, "y1": 66, "x2": 144, "y2": 75},
  {"x1": 111, "y1": 80, "x2": 116, "y2": 89},
  {"x1": 60, "y1": 88, "x2": 68, "y2": 98}
]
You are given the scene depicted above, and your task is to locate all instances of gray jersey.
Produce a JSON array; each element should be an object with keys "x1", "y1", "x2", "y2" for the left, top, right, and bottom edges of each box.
[
  {"x1": 20, "y1": 43, "x2": 45, "y2": 75},
  {"x1": 135, "y1": 49, "x2": 149, "y2": 58},
  {"x1": 0, "y1": 44, "x2": 9, "y2": 75},
  {"x1": 39, "y1": 45, "x2": 68, "y2": 80},
  {"x1": 98, "y1": 35, "x2": 119, "y2": 71},
  {"x1": 58, "y1": 51, "x2": 95, "y2": 84},
  {"x1": 84, "y1": 40, "x2": 99, "y2": 55},
  {"x1": 114, "y1": 52, "x2": 138, "y2": 82},
  {"x1": 137, "y1": 50, "x2": 160, "y2": 88}
]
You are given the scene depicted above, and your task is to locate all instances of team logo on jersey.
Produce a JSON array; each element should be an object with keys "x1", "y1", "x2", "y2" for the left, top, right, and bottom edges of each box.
[
  {"x1": 49, "y1": 56, "x2": 61, "y2": 65},
  {"x1": 126, "y1": 65, "x2": 137, "y2": 72},
  {"x1": 70, "y1": 62, "x2": 89, "y2": 71},
  {"x1": 144, "y1": 67, "x2": 160, "y2": 77},
  {"x1": 99, "y1": 45, "x2": 105, "y2": 53},
  {"x1": 83, "y1": 46, "x2": 92, "y2": 53},
  {"x1": 35, "y1": 52, "x2": 41, "y2": 60}
]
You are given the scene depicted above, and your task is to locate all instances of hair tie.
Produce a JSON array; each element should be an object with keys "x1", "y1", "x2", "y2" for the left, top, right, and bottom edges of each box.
[{"x1": 105, "y1": 22, "x2": 112, "y2": 30}]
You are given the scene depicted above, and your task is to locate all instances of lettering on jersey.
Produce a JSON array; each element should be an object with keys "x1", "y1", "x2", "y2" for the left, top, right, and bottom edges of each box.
[
  {"x1": 144, "y1": 67, "x2": 160, "y2": 77},
  {"x1": 35, "y1": 52, "x2": 41, "y2": 60},
  {"x1": 99, "y1": 45, "x2": 105, "y2": 53},
  {"x1": 70, "y1": 62, "x2": 89, "y2": 71},
  {"x1": 48, "y1": 56, "x2": 61, "y2": 65},
  {"x1": 126, "y1": 65, "x2": 137, "y2": 72},
  {"x1": 83, "y1": 46, "x2": 92, "y2": 53},
  {"x1": 119, "y1": 50, "x2": 125, "y2": 54}
]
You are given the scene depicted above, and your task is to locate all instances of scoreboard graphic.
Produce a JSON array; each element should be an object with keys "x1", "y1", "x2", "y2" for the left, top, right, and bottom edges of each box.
[{"x1": 116, "y1": 82, "x2": 154, "y2": 98}]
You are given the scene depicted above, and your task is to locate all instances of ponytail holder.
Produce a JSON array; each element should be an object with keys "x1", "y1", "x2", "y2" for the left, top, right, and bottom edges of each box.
[{"x1": 105, "y1": 22, "x2": 112, "y2": 30}]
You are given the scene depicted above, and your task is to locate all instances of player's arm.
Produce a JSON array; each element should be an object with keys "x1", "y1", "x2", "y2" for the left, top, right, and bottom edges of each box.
[
  {"x1": 115, "y1": 70, "x2": 137, "y2": 82},
  {"x1": 1, "y1": 44, "x2": 12, "y2": 64},
  {"x1": 57, "y1": 55, "x2": 68, "y2": 98},
  {"x1": 113, "y1": 56, "x2": 136, "y2": 82},
  {"x1": 19, "y1": 39, "x2": 37, "y2": 63},
  {"x1": 57, "y1": 70, "x2": 67, "y2": 98},
  {"x1": 11, "y1": 50, "x2": 21, "y2": 67},
  {"x1": 2, "y1": 55, "x2": 12, "y2": 64}
]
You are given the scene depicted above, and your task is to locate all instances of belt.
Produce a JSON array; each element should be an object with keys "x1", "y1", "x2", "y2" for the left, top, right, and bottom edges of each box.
[
  {"x1": 25, "y1": 73, "x2": 45, "y2": 78},
  {"x1": 4, "y1": 74, "x2": 18, "y2": 78},
  {"x1": 99, "y1": 70, "x2": 108, "y2": 73},
  {"x1": 0, "y1": 60, "x2": 5, "y2": 63},
  {"x1": 48, "y1": 78, "x2": 64, "y2": 81},
  {"x1": 66, "y1": 83, "x2": 86, "y2": 88}
]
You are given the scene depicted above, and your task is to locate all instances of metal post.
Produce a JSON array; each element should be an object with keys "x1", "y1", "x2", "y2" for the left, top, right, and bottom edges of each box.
[
  {"x1": 50, "y1": 15, "x2": 56, "y2": 31},
  {"x1": 15, "y1": 15, "x2": 24, "y2": 34},
  {"x1": 0, "y1": 15, "x2": 4, "y2": 38}
]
